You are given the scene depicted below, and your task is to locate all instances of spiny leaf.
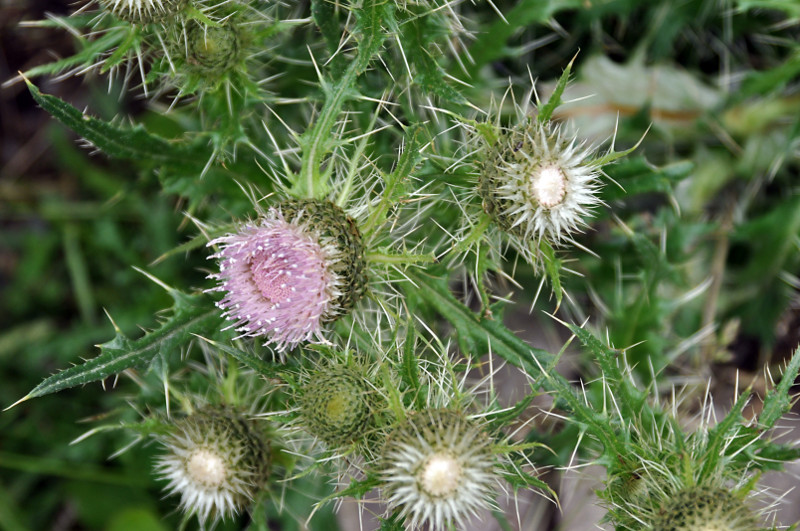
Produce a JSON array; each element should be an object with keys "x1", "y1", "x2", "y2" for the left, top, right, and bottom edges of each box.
[
  {"x1": 403, "y1": 269, "x2": 556, "y2": 373},
  {"x1": 320, "y1": 474, "x2": 381, "y2": 505},
  {"x1": 193, "y1": 335, "x2": 284, "y2": 380},
  {"x1": 404, "y1": 269, "x2": 617, "y2": 451},
  {"x1": 700, "y1": 388, "x2": 752, "y2": 478},
  {"x1": 8, "y1": 290, "x2": 222, "y2": 407},
  {"x1": 401, "y1": 324, "x2": 421, "y2": 397},
  {"x1": 565, "y1": 324, "x2": 648, "y2": 417},
  {"x1": 20, "y1": 30, "x2": 126, "y2": 80},
  {"x1": 759, "y1": 345, "x2": 800, "y2": 428},
  {"x1": 400, "y1": 16, "x2": 466, "y2": 104},
  {"x1": 352, "y1": 0, "x2": 395, "y2": 75},
  {"x1": 378, "y1": 513, "x2": 404, "y2": 531},
  {"x1": 538, "y1": 53, "x2": 576, "y2": 123},
  {"x1": 312, "y1": 0, "x2": 343, "y2": 55},
  {"x1": 292, "y1": 1, "x2": 394, "y2": 198},
  {"x1": 539, "y1": 240, "x2": 563, "y2": 307},
  {"x1": 25, "y1": 78, "x2": 209, "y2": 169},
  {"x1": 364, "y1": 124, "x2": 428, "y2": 234},
  {"x1": 736, "y1": 50, "x2": 800, "y2": 100}
]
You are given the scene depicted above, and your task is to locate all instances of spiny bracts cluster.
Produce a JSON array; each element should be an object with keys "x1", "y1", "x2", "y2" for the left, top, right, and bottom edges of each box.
[
  {"x1": 297, "y1": 361, "x2": 385, "y2": 449},
  {"x1": 651, "y1": 486, "x2": 758, "y2": 531},
  {"x1": 479, "y1": 119, "x2": 602, "y2": 246},
  {"x1": 156, "y1": 406, "x2": 271, "y2": 523},
  {"x1": 380, "y1": 409, "x2": 499, "y2": 530},
  {"x1": 18, "y1": 0, "x2": 800, "y2": 530}
]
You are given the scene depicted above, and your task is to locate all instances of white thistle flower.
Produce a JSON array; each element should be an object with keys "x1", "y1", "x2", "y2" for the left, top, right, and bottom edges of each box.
[
  {"x1": 156, "y1": 407, "x2": 270, "y2": 524},
  {"x1": 479, "y1": 119, "x2": 602, "y2": 246},
  {"x1": 380, "y1": 409, "x2": 498, "y2": 530},
  {"x1": 101, "y1": 0, "x2": 184, "y2": 24}
]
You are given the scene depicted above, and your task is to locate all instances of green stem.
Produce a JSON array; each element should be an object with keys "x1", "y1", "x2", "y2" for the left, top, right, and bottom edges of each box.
[
  {"x1": 452, "y1": 213, "x2": 492, "y2": 256},
  {"x1": 292, "y1": 63, "x2": 359, "y2": 199}
]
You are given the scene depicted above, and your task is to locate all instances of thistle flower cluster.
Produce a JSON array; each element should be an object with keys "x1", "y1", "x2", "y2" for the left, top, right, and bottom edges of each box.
[
  {"x1": 594, "y1": 374, "x2": 783, "y2": 531},
  {"x1": 207, "y1": 199, "x2": 367, "y2": 351},
  {"x1": 18, "y1": 0, "x2": 800, "y2": 529}
]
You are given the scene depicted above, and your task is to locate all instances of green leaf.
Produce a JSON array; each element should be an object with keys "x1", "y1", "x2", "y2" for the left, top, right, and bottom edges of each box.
[
  {"x1": 107, "y1": 508, "x2": 169, "y2": 531},
  {"x1": 400, "y1": 16, "x2": 466, "y2": 104},
  {"x1": 353, "y1": 1, "x2": 395, "y2": 75},
  {"x1": 463, "y1": 0, "x2": 582, "y2": 78},
  {"x1": 312, "y1": 0, "x2": 343, "y2": 55},
  {"x1": 400, "y1": 324, "x2": 421, "y2": 399},
  {"x1": 378, "y1": 513, "x2": 404, "y2": 531},
  {"x1": 500, "y1": 463, "x2": 555, "y2": 495},
  {"x1": 565, "y1": 324, "x2": 649, "y2": 418},
  {"x1": 292, "y1": 1, "x2": 394, "y2": 198},
  {"x1": 736, "y1": 50, "x2": 800, "y2": 100},
  {"x1": 21, "y1": 29, "x2": 126, "y2": 80},
  {"x1": 601, "y1": 157, "x2": 693, "y2": 203},
  {"x1": 0, "y1": 451, "x2": 149, "y2": 487},
  {"x1": 319, "y1": 474, "x2": 381, "y2": 505},
  {"x1": 700, "y1": 388, "x2": 752, "y2": 478},
  {"x1": 25, "y1": 78, "x2": 210, "y2": 169},
  {"x1": 193, "y1": 335, "x2": 284, "y2": 380},
  {"x1": 539, "y1": 240, "x2": 563, "y2": 307},
  {"x1": 538, "y1": 54, "x2": 576, "y2": 123},
  {"x1": 0, "y1": 481, "x2": 29, "y2": 531},
  {"x1": 7, "y1": 285, "x2": 222, "y2": 407},
  {"x1": 404, "y1": 269, "x2": 617, "y2": 452},
  {"x1": 404, "y1": 269, "x2": 555, "y2": 373},
  {"x1": 363, "y1": 124, "x2": 428, "y2": 235},
  {"x1": 485, "y1": 392, "x2": 537, "y2": 432},
  {"x1": 759, "y1": 345, "x2": 800, "y2": 428}
]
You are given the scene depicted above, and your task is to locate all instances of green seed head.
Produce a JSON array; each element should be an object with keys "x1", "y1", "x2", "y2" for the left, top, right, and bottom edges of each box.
[
  {"x1": 298, "y1": 363, "x2": 378, "y2": 447},
  {"x1": 186, "y1": 24, "x2": 242, "y2": 73},
  {"x1": 652, "y1": 486, "x2": 758, "y2": 531}
]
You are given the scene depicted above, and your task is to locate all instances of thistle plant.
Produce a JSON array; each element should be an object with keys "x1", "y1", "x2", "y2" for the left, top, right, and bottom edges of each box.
[
  {"x1": 6, "y1": 0, "x2": 800, "y2": 530},
  {"x1": 156, "y1": 406, "x2": 272, "y2": 523}
]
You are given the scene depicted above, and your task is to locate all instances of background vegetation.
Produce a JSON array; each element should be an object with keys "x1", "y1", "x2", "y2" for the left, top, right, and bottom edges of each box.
[{"x1": 2, "y1": 0, "x2": 800, "y2": 529}]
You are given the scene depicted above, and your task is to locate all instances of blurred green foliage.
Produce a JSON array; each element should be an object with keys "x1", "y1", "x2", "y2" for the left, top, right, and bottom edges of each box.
[{"x1": 2, "y1": 0, "x2": 800, "y2": 529}]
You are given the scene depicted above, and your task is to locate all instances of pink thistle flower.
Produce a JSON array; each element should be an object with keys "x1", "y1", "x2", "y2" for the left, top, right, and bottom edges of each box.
[{"x1": 207, "y1": 206, "x2": 345, "y2": 350}]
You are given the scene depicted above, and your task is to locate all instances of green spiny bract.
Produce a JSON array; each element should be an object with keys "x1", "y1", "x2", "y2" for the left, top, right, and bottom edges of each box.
[
  {"x1": 297, "y1": 361, "x2": 384, "y2": 448},
  {"x1": 185, "y1": 23, "x2": 242, "y2": 74},
  {"x1": 280, "y1": 199, "x2": 368, "y2": 316},
  {"x1": 156, "y1": 406, "x2": 271, "y2": 524}
]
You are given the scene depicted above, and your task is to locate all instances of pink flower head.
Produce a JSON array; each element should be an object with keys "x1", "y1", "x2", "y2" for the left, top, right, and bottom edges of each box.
[{"x1": 207, "y1": 207, "x2": 342, "y2": 350}]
